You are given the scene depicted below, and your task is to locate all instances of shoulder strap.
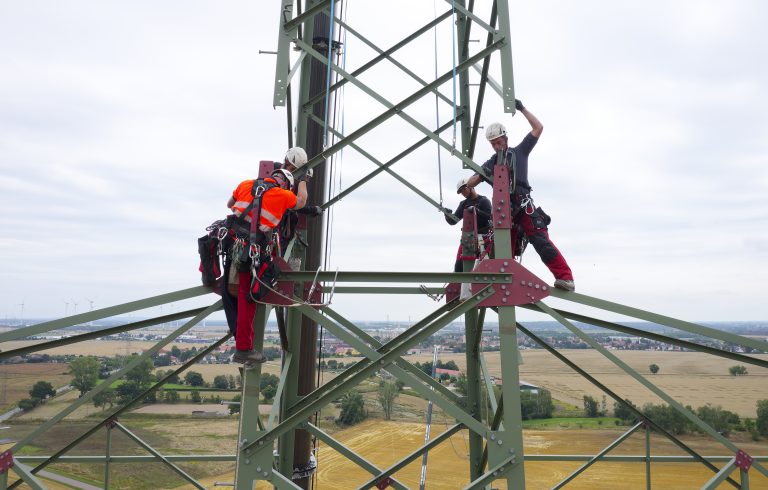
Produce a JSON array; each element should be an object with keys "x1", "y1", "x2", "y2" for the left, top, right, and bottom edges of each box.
[{"x1": 235, "y1": 179, "x2": 277, "y2": 227}]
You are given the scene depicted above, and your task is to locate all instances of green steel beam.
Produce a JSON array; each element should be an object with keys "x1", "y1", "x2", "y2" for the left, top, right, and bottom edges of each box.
[
  {"x1": 702, "y1": 458, "x2": 738, "y2": 490},
  {"x1": 518, "y1": 304, "x2": 768, "y2": 369},
  {"x1": 13, "y1": 454, "x2": 768, "y2": 464},
  {"x1": 10, "y1": 301, "x2": 221, "y2": 454},
  {"x1": 357, "y1": 423, "x2": 464, "y2": 489},
  {"x1": 467, "y1": 3, "x2": 498, "y2": 160},
  {"x1": 271, "y1": 470, "x2": 303, "y2": 490},
  {"x1": 287, "y1": 302, "x2": 455, "y2": 416},
  {"x1": 8, "y1": 462, "x2": 45, "y2": 490},
  {"x1": 277, "y1": 302, "x2": 304, "y2": 481},
  {"x1": 318, "y1": 306, "x2": 459, "y2": 403},
  {"x1": 280, "y1": 270, "x2": 512, "y2": 283},
  {"x1": 536, "y1": 299, "x2": 766, "y2": 477},
  {"x1": 0, "y1": 286, "x2": 211, "y2": 342},
  {"x1": 514, "y1": 321, "x2": 741, "y2": 488},
  {"x1": 8, "y1": 331, "x2": 231, "y2": 489},
  {"x1": 553, "y1": 421, "x2": 644, "y2": 489},
  {"x1": 326, "y1": 15, "x2": 455, "y2": 108},
  {"x1": 302, "y1": 11, "x2": 454, "y2": 108},
  {"x1": 104, "y1": 423, "x2": 112, "y2": 490},
  {"x1": 645, "y1": 423, "x2": 652, "y2": 490},
  {"x1": 463, "y1": 453, "x2": 517, "y2": 490},
  {"x1": 268, "y1": 352, "x2": 293, "y2": 430},
  {"x1": 548, "y1": 289, "x2": 768, "y2": 353},
  {"x1": 0, "y1": 307, "x2": 211, "y2": 361},
  {"x1": 305, "y1": 423, "x2": 408, "y2": 490},
  {"x1": 296, "y1": 35, "x2": 503, "y2": 173},
  {"x1": 445, "y1": 0, "x2": 495, "y2": 35},
  {"x1": 291, "y1": 304, "x2": 484, "y2": 433},
  {"x1": 273, "y1": 0, "x2": 296, "y2": 106},
  {"x1": 318, "y1": 117, "x2": 457, "y2": 210},
  {"x1": 243, "y1": 288, "x2": 493, "y2": 453},
  {"x1": 236, "y1": 305, "x2": 272, "y2": 489},
  {"x1": 320, "y1": 286, "x2": 444, "y2": 294},
  {"x1": 114, "y1": 421, "x2": 205, "y2": 490},
  {"x1": 283, "y1": 0, "x2": 331, "y2": 32},
  {"x1": 494, "y1": 0, "x2": 516, "y2": 113}
]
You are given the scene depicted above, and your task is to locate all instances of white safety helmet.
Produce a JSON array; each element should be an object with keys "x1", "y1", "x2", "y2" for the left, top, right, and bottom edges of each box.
[
  {"x1": 271, "y1": 168, "x2": 295, "y2": 188},
  {"x1": 456, "y1": 177, "x2": 470, "y2": 194},
  {"x1": 485, "y1": 122, "x2": 507, "y2": 141},
  {"x1": 284, "y1": 146, "x2": 308, "y2": 168}
]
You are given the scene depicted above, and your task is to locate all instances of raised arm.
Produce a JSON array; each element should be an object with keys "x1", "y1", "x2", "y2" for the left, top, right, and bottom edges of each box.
[
  {"x1": 517, "y1": 99, "x2": 543, "y2": 138},
  {"x1": 293, "y1": 180, "x2": 308, "y2": 210}
]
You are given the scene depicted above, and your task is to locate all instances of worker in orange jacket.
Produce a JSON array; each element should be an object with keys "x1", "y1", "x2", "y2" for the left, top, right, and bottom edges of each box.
[{"x1": 225, "y1": 168, "x2": 307, "y2": 365}]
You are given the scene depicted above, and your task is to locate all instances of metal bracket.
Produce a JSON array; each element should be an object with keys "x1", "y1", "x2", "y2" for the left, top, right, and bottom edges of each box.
[
  {"x1": 470, "y1": 259, "x2": 549, "y2": 306},
  {"x1": 445, "y1": 283, "x2": 461, "y2": 303},
  {"x1": 104, "y1": 417, "x2": 118, "y2": 429},
  {"x1": 375, "y1": 476, "x2": 394, "y2": 489},
  {"x1": 0, "y1": 450, "x2": 13, "y2": 473},
  {"x1": 492, "y1": 165, "x2": 513, "y2": 229},
  {"x1": 735, "y1": 449, "x2": 753, "y2": 471}
]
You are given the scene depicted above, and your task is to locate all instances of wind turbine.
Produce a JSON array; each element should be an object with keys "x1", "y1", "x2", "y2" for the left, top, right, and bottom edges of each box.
[
  {"x1": 16, "y1": 301, "x2": 25, "y2": 326},
  {"x1": 71, "y1": 298, "x2": 78, "y2": 316},
  {"x1": 63, "y1": 300, "x2": 69, "y2": 317},
  {"x1": 85, "y1": 298, "x2": 95, "y2": 326}
]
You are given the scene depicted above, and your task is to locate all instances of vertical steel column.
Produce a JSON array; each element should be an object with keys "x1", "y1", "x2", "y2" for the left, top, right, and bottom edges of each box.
[
  {"x1": 104, "y1": 423, "x2": 112, "y2": 490},
  {"x1": 493, "y1": 0, "x2": 516, "y2": 113},
  {"x1": 235, "y1": 306, "x2": 272, "y2": 488},
  {"x1": 455, "y1": 0, "x2": 474, "y2": 158},
  {"x1": 645, "y1": 423, "x2": 651, "y2": 490},
  {"x1": 491, "y1": 164, "x2": 525, "y2": 488},
  {"x1": 460, "y1": 211, "x2": 485, "y2": 480}
]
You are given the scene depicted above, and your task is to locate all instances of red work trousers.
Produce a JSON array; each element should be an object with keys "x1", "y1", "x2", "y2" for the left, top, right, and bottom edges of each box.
[
  {"x1": 235, "y1": 271, "x2": 257, "y2": 351},
  {"x1": 511, "y1": 212, "x2": 573, "y2": 281}
]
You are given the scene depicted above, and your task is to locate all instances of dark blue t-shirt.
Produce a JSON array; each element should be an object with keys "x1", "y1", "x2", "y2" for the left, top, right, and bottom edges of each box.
[{"x1": 480, "y1": 132, "x2": 538, "y2": 192}]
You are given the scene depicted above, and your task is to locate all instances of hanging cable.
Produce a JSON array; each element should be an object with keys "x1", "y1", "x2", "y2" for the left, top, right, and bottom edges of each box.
[{"x1": 432, "y1": 0, "x2": 444, "y2": 208}]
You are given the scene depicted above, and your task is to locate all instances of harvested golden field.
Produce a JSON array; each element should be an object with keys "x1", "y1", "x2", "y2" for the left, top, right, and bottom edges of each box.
[
  {"x1": 176, "y1": 420, "x2": 767, "y2": 490},
  {"x1": 0, "y1": 363, "x2": 72, "y2": 411},
  {"x1": 404, "y1": 350, "x2": 768, "y2": 417},
  {"x1": 1, "y1": 339, "x2": 229, "y2": 357}
]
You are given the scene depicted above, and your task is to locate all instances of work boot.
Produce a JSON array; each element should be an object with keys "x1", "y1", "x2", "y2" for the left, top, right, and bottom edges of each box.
[
  {"x1": 554, "y1": 279, "x2": 575, "y2": 292},
  {"x1": 232, "y1": 349, "x2": 266, "y2": 365}
]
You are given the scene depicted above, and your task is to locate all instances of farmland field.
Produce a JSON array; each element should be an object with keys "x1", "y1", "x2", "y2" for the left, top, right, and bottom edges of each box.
[{"x1": 0, "y1": 363, "x2": 72, "y2": 412}]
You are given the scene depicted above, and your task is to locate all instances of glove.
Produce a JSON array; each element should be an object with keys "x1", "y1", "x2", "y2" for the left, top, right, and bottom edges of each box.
[
  {"x1": 444, "y1": 208, "x2": 453, "y2": 215},
  {"x1": 515, "y1": 99, "x2": 525, "y2": 111},
  {"x1": 303, "y1": 205, "x2": 323, "y2": 217}
]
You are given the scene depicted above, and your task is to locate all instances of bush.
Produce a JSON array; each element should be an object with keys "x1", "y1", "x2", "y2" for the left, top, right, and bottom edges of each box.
[
  {"x1": 18, "y1": 398, "x2": 39, "y2": 411},
  {"x1": 757, "y1": 399, "x2": 768, "y2": 437},
  {"x1": 337, "y1": 390, "x2": 366, "y2": 426},
  {"x1": 229, "y1": 394, "x2": 242, "y2": 415},
  {"x1": 521, "y1": 389, "x2": 554, "y2": 419},
  {"x1": 642, "y1": 403, "x2": 692, "y2": 435},
  {"x1": 185, "y1": 371, "x2": 205, "y2": 387},
  {"x1": 583, "y1": 395, "x2": 599, "y2": 418},
  {"x1": 613, "y1": 399, "x2": 637, "y2": 424},
  {"x1": 649, "y1": 364, "x2": 660, "y2": 374},
  {"x1": 728, "y1": 365, "x2": 748, "y2": 376},
  {"x1": 695, "y1": 404, "x2": 739, "y2": 436}
]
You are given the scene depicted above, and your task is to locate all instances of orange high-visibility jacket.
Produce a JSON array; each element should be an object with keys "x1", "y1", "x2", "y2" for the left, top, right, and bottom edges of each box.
[{"x1": 231, "y1": 178, "x2": 297, "y2": 229}]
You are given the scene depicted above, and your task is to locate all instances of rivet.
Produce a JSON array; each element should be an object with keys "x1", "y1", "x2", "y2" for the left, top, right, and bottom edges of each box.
[
  {"x1": 520, "y1": 280, "x2": 525, "y2": 285},
  {"x1": 500, "y1": 268, "x2": 505, "y2": 272},
  {"x1": 503, "y1": 261, "x2": 509, "y2": 266},
  {"x1": 245, "y1": 459, "x2": 251, "y2": 465},
  {"x1": 535, "y1": 284, "x2": 540, "y2": 289},
  {"x1": 490, "y1": 434, "x2": 496, "y2": 441},
  {"x1": 263, "y1": 471, "x2": 269, "y2": 477},
  {"x1": 542, "y1": 286, "x2": 548, "y2": 291},
  {"x1": 498, "y1": 440, "x2": 503, "y2": 445},
  {"x1": 500, "y1": 200, "x2": 505, "y2": 204},
  {"x1": 483, "y1": 276, "x2": 488, "y2": 280},
  {"x1": 528, "y1": 282, "x2": 533, "y2": 287},
  {"x1": 501, "y1": 285, "x2": 506, "y2": 290},
  {"x1": 502, "y1": 298, "x2": 507, "y2": 302},
  {"x1": 493, "y1": 471, "x2": 499, "y2": 476},
  {"x1": 501, "y1": 214, "x2": 506, "y2": 218},
  {"x1": 505, "y1": 291, "x2": 510, "y2": 296},
  {"x1": 256, "y1": 466, "x2": 262, "y2": 472}
]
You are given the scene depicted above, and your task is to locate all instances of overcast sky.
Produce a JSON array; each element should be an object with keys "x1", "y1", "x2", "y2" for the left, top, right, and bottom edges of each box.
[{"x1": 1, "y1": 1, "x2": 766, "y2": 327}]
